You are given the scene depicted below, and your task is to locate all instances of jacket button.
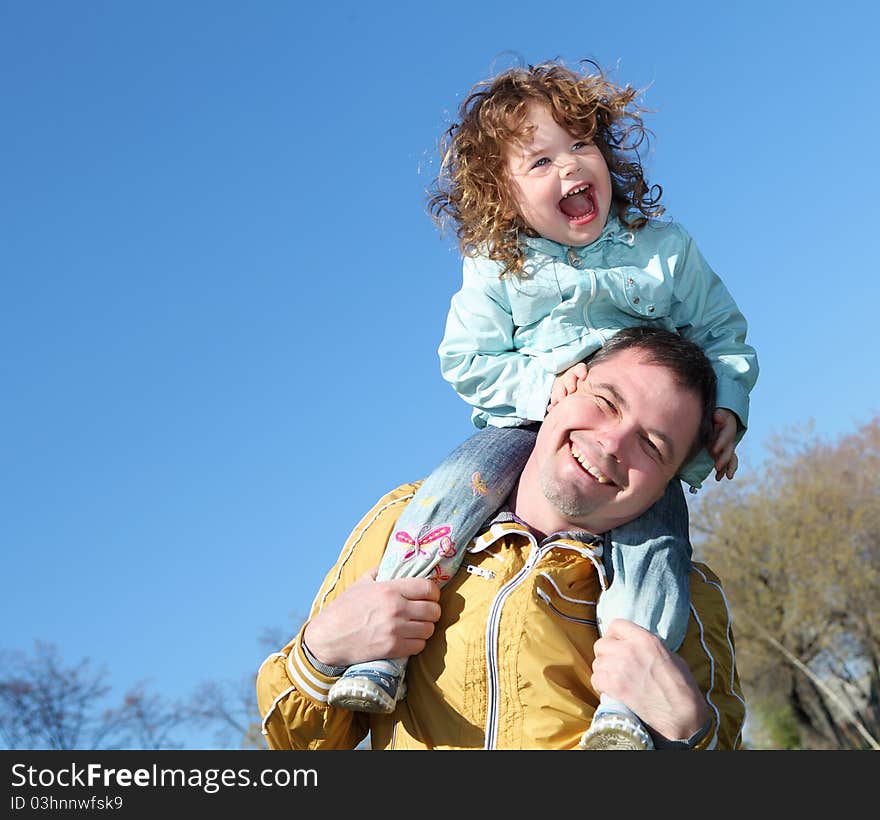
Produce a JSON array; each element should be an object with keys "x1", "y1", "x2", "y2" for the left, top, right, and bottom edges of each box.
[
  {"x1": 633, "y1": 296, "x2": 640, "y2": 304},
  {"x1": 648, "y1": 305, "x2": 655, "y2": 313}
]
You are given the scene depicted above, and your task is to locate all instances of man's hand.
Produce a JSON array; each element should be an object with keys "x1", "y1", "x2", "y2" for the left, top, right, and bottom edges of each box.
[
  {"x1": 548, "y1": 363, "x2": 589, "y2": 412},
  {"x1": 302, "y1": 569, "x2": 442, "y2": 668},
  {"x1": 711, "y1": 408, "x2": 739, "y2": 481},
  {"x1": 590, "y1": 619, "x2": 710, "y2": 744}
]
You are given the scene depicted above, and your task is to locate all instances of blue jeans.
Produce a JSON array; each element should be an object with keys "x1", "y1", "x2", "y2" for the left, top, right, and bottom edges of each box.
[
  {"x1": 375, "y1": 424, "x2": 539, "y2": 583},
  {"x1": 594, "y1": 479, "x2": 692, "y2": 723},
  {"x1": 340, "y1": 426, "x2": 538, "y2": 686}
]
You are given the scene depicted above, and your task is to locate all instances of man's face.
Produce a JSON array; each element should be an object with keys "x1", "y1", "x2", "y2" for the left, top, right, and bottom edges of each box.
[{"x1": 523, "y1": 348, "x2": 702, "y2": 535}]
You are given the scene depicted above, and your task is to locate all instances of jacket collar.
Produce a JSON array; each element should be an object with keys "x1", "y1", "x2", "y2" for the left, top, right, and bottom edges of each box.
[
  {"x1": 471, "y1": 508, "x2": 604, "y2": 552},
  {"x1": 521, "y1": 210, "x2": 635, "y2": 264}
]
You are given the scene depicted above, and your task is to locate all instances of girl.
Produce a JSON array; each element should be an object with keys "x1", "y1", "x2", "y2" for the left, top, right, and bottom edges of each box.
[{"x1": 325, "y1": 59, "x2": 758, "y2": 750}]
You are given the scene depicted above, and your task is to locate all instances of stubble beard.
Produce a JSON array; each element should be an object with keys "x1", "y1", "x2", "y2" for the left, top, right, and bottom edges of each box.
[{"x1": 539, "y1": 461, "x2": 599, "y2": 522}]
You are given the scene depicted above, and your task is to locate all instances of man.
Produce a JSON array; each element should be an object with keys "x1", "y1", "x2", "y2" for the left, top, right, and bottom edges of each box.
[{"x1": 257, "y1": 328, "x2": 745, "y2": 750}]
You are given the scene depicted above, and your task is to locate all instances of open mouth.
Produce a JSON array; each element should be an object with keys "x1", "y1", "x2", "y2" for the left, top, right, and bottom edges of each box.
[
  {"x1": 570, "y1": 441, "x2": 618, "y2": 487},
  {"x1": 559, "y1": 184, "x2": 596, "y2": 222}
]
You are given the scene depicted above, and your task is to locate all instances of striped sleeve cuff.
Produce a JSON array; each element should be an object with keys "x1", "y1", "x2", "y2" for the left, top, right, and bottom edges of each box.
[
  {"x1": 286, "y1": 630, "x2": 344, "y2": 704},
  {"x1": 301, "y1": 638, "x2": 348, "y2": 677}
]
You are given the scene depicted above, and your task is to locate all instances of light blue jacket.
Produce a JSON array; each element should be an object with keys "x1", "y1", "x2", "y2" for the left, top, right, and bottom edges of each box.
[{"x1": 438, "y1": 213, "x2": 759, "y2": 490}]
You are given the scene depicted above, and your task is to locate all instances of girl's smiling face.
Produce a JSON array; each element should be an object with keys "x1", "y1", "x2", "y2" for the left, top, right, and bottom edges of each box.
[{"x1": 505, "y1": 103, "x2": 613, "y2": 248}]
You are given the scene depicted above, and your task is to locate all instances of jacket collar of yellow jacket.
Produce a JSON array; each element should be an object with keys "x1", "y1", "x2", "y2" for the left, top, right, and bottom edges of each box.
[{"x1": 470, "y1": 508, "x2": 605, "y2": 557}]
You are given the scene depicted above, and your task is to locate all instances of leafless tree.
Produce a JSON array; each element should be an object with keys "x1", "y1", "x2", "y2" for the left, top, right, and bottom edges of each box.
[
  {"x1": 693, "y1": 417, "x2": 880, "y2": 749},
  {"x1": 0, "y1": 641, "x2": 186, "y2": 749},
  {"x1": 1, "y1": 620, "x2": 304, "y2": 750}
]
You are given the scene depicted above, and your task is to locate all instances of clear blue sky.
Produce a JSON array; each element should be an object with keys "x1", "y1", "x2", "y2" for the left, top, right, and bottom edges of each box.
[{"x1": 2, "y1": 1, "x2": 878, "y2": 746}]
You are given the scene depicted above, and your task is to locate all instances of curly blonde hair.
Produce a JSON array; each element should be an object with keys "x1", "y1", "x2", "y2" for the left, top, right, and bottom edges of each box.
[{"x1": 428, "y1": 59, "x2": 664, "y2": 277}]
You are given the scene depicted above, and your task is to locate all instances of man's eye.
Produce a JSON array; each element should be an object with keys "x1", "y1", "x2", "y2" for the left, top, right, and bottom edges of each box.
[
  {"x1": 597, "y1": 396, "x2": 615, "y2": 412},
  {"x1": 642, "y1": 437, "x2": 662, "y2": 461}
]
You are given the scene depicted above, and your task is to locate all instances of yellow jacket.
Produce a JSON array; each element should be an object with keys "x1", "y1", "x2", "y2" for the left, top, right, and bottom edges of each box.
[{"x1": 257, "y1": 483, "x2": 746, "y2": 750}]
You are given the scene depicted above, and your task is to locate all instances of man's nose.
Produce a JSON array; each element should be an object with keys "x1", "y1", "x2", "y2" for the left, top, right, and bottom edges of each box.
[{"x1": 596, "y1": 425, "x2": 628, "y2": 461}]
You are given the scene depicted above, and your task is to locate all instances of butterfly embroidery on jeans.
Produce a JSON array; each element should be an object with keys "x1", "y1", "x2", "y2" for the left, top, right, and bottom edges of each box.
[
  {"x1": 395, "y1": 524, "x2": 452, "y2": 561},
  {"x1": 437, "y1": 535, "x2": 456, "y2": 559},
  {"x1": 470, "y1": 471, "x2": 489, "y2": 497},
  {"x1": 431, "y1": 564, "x2": 450, "y2": 584}
]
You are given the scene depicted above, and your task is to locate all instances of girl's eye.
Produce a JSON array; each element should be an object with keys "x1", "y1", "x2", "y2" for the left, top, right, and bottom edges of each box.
[
  {"x1": 572, "y1": 141, "x2": 589, "y2": 150},
  {"x1": 532, "y1": 157, "x2": 550, "y2": 169}
]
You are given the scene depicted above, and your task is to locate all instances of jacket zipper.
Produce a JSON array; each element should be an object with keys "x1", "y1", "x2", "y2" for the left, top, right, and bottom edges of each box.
[
  {"x1": 535, "y1": 587, "x2": 598, "y2": 626},
  {"x1": 582, "y1": 268, "x2": 598, "y2": 333},
  {"x1": 483, "y1": 536, "x2": 541, "y2": 750},
  {"x1": 483, "y1": 540, "x2": 602, "y2": 749}
]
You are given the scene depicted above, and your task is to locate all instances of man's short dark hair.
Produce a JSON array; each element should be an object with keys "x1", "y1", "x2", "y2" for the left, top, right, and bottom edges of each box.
[{"x1": 586, "y1": 327, "x2": 718, "y2": 465}]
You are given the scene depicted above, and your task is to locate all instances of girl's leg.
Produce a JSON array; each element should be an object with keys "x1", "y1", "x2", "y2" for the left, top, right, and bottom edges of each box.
[
  {"x1": 328, "y1": 424, "x2": 538, "y2": 713},
  {"x1": 580, "y1": 479, "x2": 692, "y2": 750}
]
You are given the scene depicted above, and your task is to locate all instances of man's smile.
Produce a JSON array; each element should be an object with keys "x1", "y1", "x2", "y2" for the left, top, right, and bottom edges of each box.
[{"x1": 569, "y1": 440, "x2": 620, "y2": 487}]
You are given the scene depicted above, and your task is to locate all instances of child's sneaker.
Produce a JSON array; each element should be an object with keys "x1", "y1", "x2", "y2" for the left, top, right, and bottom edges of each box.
[
  {"x1": 578, "y1": 712, "x2": 654, "y2": 750},
  {"x1": 327, "y1": 660, "x2": 406, "y2": 714}
]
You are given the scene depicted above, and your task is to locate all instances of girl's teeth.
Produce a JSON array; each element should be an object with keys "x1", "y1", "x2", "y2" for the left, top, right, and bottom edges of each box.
[{"x1": 564, "y1": 184, "x2": 590, "y2": 198}]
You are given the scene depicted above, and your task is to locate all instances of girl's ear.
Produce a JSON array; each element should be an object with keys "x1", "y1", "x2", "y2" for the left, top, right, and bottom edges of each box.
[
  {"x1": 503, "y1": 170, "x2": 527, "y2": 224},
  {"x1": 501, "y1": 192, "x2": 521, "y2": 222}
]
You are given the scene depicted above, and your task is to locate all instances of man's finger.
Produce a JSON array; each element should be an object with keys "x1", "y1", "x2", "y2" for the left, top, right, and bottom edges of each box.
[
  {"x1": 400, "y1": 619, "x2": 437, "y2": 640},
  {"x1": 406, "y1": 600, "x2": 442, "y2": 624},
  {"x1": 395, "y1": 577, "x2": 442, "y2": 602}
]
